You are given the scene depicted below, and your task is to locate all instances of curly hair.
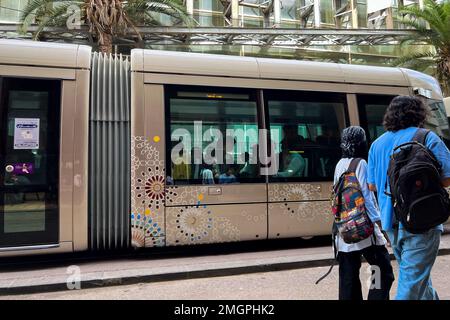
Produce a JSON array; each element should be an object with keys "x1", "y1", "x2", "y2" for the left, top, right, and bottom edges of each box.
[{"x1": 383, "y1": 95, "x2": 428, "y2": 132}]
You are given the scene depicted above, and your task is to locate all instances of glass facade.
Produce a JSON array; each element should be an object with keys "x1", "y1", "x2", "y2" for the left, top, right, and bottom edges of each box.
[
  {"x1": 0, "y1": 0, "x2": 424, "y2": 28},
  {"x1": 0, "y1": 0, "x2": 432, "y2": 67},
  {"x1": 0, "y1": 0, "x2": 28, "y2": 23}
]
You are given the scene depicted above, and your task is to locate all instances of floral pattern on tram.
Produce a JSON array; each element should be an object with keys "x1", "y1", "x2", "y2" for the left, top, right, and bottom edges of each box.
[
  {"x1": 268, "y1": 183, "x2": 329, "y2": 202},
  {"x1": 131, "y1": 210, "x2": 164, "y2": 247},
  {"x1": 166, "y1": 205, "x2": 241, "y2": 246},
  {"x1": 131, "y1": 136, "x2": 166, "y2": 247},
  {"x1": 165, "y1": 186, "x2": 208, "y2": 206},
  {"x1": 268, "y1": 201, "x2": 332, "y2": 223},
  {"x1": 268, "y1": 201, "x2": 333, "y2": 237}
]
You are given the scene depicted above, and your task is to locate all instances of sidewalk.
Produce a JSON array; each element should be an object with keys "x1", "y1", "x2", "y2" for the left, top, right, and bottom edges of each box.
[{"x1": 1, "y1": 232, "x2": 450, "y2": 296}]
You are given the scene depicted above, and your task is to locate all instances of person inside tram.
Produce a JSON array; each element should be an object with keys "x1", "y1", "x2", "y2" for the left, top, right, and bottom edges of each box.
[
  {"x1": 200, "y1": 163, "x2": 215, "y2": 185},
  {"x1": 172, "y1": 139, "x2": 191, "y2": 181},
  {"x1": 275, "y1": 125, "x2": 306, "y2": 178},
  {"x1": 316, "y1": 125, "x2": 342, "y2": 177},
  {"x1": 239, "y1": 150, "x2": 257, "y2": 179},
  {"x1": 191, "y1": 146, "x2": 203, "y2": 181},
  {"x1": 280, "y1": 124, "x2": 304, "y2": 148},
  {"x1": 316, "y1": 125, "x2": 340, "y2": 146},
  {"x1": 218, "y1": 165, "x2": 238, "y2": 184}
]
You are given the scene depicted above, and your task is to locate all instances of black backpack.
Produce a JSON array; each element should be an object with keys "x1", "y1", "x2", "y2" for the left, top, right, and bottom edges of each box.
[{"x1": 386, "y1": 128, "x2": 450, "y2": 233}]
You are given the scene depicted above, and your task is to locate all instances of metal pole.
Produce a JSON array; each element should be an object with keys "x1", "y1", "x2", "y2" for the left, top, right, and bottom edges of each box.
[
  {"x1": 314, "y1": 0, "x2": 321, "y2": 28},
  {"x1": 232, "y1": 0, "x2": 240, "y2": 27},
  {"x1": 186, "y1": 0, "x2": 194, "y2": 15}
]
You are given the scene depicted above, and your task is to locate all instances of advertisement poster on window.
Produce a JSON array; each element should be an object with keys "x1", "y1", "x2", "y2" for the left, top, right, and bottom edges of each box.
[{"x1": 13, "y1": 118, "x2": 40, "y2": 149}]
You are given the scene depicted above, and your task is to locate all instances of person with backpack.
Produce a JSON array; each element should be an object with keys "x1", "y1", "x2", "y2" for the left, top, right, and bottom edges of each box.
[
  {"x1": 367, "y1": 95, "x2": 450, "y2": 300},
  {"x1": 319, "y1": 126, "x2": 394, "y2": 300}
]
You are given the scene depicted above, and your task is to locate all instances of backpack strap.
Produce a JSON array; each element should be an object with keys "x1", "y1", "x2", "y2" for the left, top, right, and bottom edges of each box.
[
  {"x1": 412, "y1": 128, "x2": 430, "y2": 146},
  {"x1": 315, "y1": 224, "x2": 339, "y2": 285},
  {"x1": 348, "y1": 158, "x2": 362, "y2": 173}
]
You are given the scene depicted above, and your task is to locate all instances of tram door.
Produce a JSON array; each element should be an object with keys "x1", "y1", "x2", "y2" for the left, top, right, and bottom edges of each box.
[
  {"x1": 265, "y1": 90, "x2": 348, "y2": 238},
  {"x1": 163, "y1": 86, "x2": 268, "y2": 246},
  {"x1": 0, "y1": 77, "x2": 61, "y2": 248}
]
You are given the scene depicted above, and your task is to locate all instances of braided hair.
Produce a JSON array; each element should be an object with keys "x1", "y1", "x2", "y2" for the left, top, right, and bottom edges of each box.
[{"x1": 340, "y1": 126, "x2": 368, "y2": 159}]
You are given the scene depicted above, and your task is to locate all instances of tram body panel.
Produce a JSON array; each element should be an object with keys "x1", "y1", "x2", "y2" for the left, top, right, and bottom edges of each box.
[
  {"x1": 165, "y1": 203, "x2": 267, "y2": 246},
  {"x1": 0, "y1": 40, "x2": 91, "y2": 256},
  {"x1": 130, "y1": 83, "x2": 167, "y2": 248},
  {"x1": 1, "y1": 41, "x2": 448, "y2": 256}
]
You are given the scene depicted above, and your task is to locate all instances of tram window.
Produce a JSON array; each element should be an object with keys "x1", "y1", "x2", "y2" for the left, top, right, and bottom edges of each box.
[
  {"x1": 265, "y1": 90, "x2": 348, "y2": 182},
  {"x1": 166, "y1": 86, "x2": 263, "y2": 185},
  {"x1": 0, "y1": 77, "x2": 60, "y2": 245},
  {"x1": 357, "y1": 94, "x2": 396, "y2": 145}
]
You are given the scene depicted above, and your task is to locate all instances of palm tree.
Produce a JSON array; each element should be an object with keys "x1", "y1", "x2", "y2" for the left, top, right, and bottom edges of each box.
[
  {"x1": 393, "y1": 0, "x2": 450, "y2": 95},
  {"x1": 19, "y1": 0, "x2": 192, "y2": 54}
]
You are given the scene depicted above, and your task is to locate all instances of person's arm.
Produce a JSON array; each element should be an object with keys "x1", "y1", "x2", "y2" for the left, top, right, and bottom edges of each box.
[
  {"x1": 426, "y1": 132, "x2": 450, "y2": 187},
  {"x1": 277, "y1": 154, "x2": 304, "y2": 177},
  {"x1": 356, "y1": 160, "x2": 381, "y2": 223},
  {"x1": 357, "y1": 161, "x2": 391, "y2": 246},
  {"x1": 367, "y1": 144, "x2": 377, "y2": 192}
]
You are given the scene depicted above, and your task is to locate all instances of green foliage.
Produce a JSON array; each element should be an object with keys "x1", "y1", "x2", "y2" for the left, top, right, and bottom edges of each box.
[
  {"x1": 19, "y1": 0, "x2": 193, "y2": 53},
  {"x1": 394, "y1": 0, "x2": 450, "y2": 95}
]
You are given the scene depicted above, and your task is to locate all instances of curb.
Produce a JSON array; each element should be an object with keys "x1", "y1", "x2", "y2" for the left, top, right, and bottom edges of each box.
[
  {"x1": 2, "y1": 247, "x2": 450, "y2": 296},
  {"x1": 0, "y1": 256, "x2": 335, "y2": 296}
]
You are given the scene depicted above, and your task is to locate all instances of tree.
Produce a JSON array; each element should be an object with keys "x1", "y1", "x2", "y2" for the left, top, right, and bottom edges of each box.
[
  {"x1": 393, "y1": 0, "x2": 450, "y2": 96},
  {"x1": 20, "y1": 0, "x2": 192, "y2": 54}
]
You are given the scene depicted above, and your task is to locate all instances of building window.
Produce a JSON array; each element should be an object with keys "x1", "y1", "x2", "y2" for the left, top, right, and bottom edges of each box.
[{"x1": 0, "y1": 0, "x2": 28, "y2": 23}]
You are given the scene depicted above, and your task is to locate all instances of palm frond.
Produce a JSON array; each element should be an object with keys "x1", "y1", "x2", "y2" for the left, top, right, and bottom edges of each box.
[
  {"x1": 34, "y1": 2, "x2": 83, "y2": 39},
  {"x1": 399, "y1": 0, "x2": 450, "y2": 45},
  {"x1": 20, "y1": 0, "x2": 84, "y2": 33},
  {"x1": 392, "y1": 50, "x2": 436, "y2": 68},
  {"x1": 126, "y1": 0, "x2": 194, "y2": 26}
]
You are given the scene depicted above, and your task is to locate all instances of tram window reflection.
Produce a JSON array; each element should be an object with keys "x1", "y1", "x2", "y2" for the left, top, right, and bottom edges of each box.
[
  {"x1": 166, "y1": 86, "x2": 263, "y2": 185},
  {"x1": 266, "y1": 90, "x2": 347, "y2": 182}
]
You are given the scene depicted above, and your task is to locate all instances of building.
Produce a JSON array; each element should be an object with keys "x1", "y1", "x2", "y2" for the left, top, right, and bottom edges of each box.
[{"x1": 0, "y1": 0, "x2": 431, "y2": 65}]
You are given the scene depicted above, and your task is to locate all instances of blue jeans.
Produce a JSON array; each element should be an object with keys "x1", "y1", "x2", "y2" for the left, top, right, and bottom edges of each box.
[{"x1": 387, "y1": 228, "x2": 441, "y2": 300}]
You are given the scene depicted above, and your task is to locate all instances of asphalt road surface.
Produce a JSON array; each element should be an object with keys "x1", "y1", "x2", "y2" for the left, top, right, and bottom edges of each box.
[{"x1": 2, "y1": 254, "x2": 450, "y2": 300}]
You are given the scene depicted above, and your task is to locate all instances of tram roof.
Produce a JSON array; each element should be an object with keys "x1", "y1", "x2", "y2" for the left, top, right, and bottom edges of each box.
[
  {"x1": 0, "y1": 39, "x2": 91, "y2": 70},
  {"x1": 131, "y1": 49, "x2": 443, "y2": 99}
]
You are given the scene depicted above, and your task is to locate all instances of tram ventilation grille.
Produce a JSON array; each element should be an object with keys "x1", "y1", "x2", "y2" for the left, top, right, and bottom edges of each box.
[{"x1": 89, "y1": 52, "x2": 131, "y2": 250}]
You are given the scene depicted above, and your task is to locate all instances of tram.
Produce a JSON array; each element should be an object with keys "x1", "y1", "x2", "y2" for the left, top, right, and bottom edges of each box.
[{"x1": 0, "y1": 40, "x2": 448, "y2": 257}]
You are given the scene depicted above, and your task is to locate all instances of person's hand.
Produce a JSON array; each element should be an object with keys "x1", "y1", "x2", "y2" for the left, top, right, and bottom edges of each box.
[
  {"x1": 375, "y1": 220, "x2": 391, "y2": 247},
  {"x1": 383, "y1": 231, "x2": 392, "y2": 248}
]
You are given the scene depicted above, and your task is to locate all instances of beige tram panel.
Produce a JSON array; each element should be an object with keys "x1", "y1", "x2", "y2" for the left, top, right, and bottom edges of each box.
[
  {"x1": 132, "y1": 49, "x2": 413, "y2": 98},
  {"x1": 166, "y1": 185, "x2": 267, "y2": 206},
  {"x1": 165, "y1": 203, "x2": 267, "y2": 246},
  {"x1": 131, "y1": 49, "x2": 405, "y2": 247},
  {"x1": 0, "y1": 40, "x2": 91, "y2": 257},
  {"x1": 132, "y1": 49, "x2": 421, "y2": 87}
]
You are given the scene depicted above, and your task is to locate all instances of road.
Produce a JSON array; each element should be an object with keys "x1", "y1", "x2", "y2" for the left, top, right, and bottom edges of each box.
[{"x1": 2, "y1": 254, "x2": 450, "y2": 300}]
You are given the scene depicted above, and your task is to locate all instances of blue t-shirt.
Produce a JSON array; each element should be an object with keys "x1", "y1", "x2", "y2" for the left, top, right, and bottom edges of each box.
[
  {"x1": 367, "y1": 127, "x2": 450, "y2": 231},
  {"x1": 218, "y1": 173, "x2": 237, "y2": 184}
]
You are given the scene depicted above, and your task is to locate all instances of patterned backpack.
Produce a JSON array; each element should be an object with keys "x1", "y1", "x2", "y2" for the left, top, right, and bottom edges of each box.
[
  {"x1": 331, "y1": 158, "x2": 374, "y2": 243},
  {"x1": 316, "y1": 158, "x2": 375, "y2": 285}
]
